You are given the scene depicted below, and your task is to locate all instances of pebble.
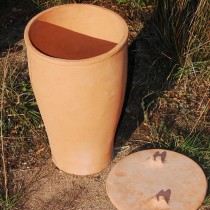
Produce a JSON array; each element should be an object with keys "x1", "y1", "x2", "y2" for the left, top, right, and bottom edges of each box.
[
  {"x1": 12, "y1": 7, "x2": 22, "y2": 12},
  {"x1": 12, "y1": 7, "x2": 18, "y2": 12}
]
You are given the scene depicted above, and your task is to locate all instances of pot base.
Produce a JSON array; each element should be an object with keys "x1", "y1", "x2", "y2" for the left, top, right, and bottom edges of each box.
[{"x1": 52, "y1": 154, "x2": 113, "y2": 175}]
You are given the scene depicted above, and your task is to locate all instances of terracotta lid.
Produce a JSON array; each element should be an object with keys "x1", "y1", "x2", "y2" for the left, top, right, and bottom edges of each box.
[{"x1": 106, "y1": 149, "x2": 207, "y2": 210}]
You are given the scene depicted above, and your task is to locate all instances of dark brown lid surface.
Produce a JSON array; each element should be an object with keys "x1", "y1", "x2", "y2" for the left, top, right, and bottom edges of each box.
[{"x1": 106, "y1": 149, "x2": 207, "y2": 210}]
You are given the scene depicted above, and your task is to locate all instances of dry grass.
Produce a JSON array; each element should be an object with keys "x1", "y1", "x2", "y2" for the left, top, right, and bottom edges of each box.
[
  {"x1": 0, "y1": 50, "x2": 9, "y2": 209},
  {"x1": 0, "y1": 47, "x2": 49, "y2": 209},
  {"x1": 143, "y1": 1, "x2": 210, "y2": 207},
  {"x1": 154, "y1": 0, "x2": 209, "y2": 68}
]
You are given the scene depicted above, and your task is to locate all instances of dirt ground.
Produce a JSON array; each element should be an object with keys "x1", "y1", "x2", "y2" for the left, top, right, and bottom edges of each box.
[{"x1": 1, "y1": 0, "x2": 209, "y2": 209}]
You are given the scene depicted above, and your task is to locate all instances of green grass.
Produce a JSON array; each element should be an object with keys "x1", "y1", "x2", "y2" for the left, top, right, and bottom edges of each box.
[
  {"x1": 0, "y1": 193, "x2": 22, "y2": 210},
  {"x1": 1, "y1": 52, "x2": 42, "y2": 138}
]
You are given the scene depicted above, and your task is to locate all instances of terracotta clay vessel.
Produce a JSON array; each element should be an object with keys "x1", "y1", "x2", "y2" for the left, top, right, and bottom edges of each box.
[{"x1": 24, "y1": 4, "x2": 128, "y2": 175}]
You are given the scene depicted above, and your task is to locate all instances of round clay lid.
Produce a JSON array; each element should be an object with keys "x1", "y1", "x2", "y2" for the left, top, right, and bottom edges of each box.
[{"x1": 106, "y1": 149, "x2": 207, "y2": 210}]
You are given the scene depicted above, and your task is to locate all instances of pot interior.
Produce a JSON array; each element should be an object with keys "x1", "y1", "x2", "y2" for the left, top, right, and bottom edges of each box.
[{"x1": 29, "y1": 5, "x2": 126, "y2": 60}]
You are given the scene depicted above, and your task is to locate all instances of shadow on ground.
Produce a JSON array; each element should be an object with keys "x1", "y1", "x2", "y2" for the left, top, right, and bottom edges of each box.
[
  {"x1": 0, "y1": 0, "x2": 40, "y2": 54},
  {"x1": 116, "y1": 13, "x2": 176, "y2": 154}
]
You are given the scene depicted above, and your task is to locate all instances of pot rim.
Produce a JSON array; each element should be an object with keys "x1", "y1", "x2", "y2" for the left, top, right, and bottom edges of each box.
[{"x1": 24, "y1": 4, "x2": 128, "y2": 66}]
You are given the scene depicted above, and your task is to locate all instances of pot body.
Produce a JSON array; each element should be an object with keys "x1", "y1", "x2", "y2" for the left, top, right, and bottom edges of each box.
[{"x1": 24, "y1": 4, "x2": 128, "y2": 175}]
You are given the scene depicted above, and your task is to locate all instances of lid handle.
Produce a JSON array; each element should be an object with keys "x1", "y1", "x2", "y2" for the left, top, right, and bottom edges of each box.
[
  {"x1": 148, "y1": 151, "x2": 167, "y2": 167},
  {"x1": 150, "y1": 189, "x2": 171, "y2": 209},
  {"x1": 156, "y1": 189, "x2": 171, "y2": 204},
  {"x1": 153, "y1": 151, "x2": 167, "y2": 163}
]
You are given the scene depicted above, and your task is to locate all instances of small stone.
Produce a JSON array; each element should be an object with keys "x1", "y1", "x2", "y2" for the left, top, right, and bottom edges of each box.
[
  {"x1": 12, "y1": 7, "x2": 18, "y2": 12},
  {"x1": 12, "y1": 7, "x2": 22, "y2": 12}
]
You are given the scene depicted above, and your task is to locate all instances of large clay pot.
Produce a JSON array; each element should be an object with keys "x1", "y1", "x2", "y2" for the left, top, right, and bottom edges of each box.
[{"x1": 24, "y1": 4, "x2": 128, "y2": 175}]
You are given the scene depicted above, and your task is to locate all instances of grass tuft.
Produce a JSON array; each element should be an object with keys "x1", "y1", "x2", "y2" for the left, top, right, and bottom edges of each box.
[
  {"x1": 0, "y1": 48, "x2": 49, "y2": 209},
  {"x1": 154, "y1": 0, "x2": 209, "y2": 69}
]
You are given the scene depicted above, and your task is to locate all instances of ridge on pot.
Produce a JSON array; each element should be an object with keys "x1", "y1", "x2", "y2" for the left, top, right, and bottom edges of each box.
[{"x1": 24, "y1": 4, "x2": 128, "y2": 175}]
